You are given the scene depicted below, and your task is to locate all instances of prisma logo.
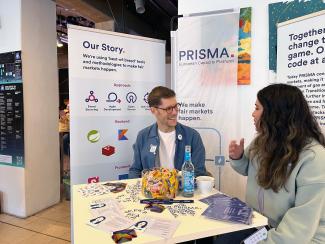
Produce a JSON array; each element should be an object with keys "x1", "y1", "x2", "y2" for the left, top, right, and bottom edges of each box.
[
  {"x1": 118, "y1": 129, "x2": 128, "y2": 140},
  {"x1": 179, "y1": 48, "x2": 232, "y2": 61}
]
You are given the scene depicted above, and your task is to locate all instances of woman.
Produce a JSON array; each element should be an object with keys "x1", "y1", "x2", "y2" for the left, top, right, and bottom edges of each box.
[{"x1": 229, "y1": 84, "x2": 325, "y2": 243}]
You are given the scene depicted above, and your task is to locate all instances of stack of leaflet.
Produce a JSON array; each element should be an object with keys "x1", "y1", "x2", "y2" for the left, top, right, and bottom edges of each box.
[
  {"x1": 87, "y1": 198, "x2": 135, "y2": 232},
  {"x1": 200, "y1": 193, "x2": 253, "y2": 225}
]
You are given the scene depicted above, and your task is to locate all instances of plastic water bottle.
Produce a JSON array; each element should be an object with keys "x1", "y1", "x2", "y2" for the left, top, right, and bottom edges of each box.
[{"x1": 182, "y1": 145, "x2": 194, "y2": 197}]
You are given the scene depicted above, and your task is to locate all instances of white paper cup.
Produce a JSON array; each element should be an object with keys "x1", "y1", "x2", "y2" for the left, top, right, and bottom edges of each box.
[{"x1": 196, "y1": 176, "x2": 214, "y2": 195}]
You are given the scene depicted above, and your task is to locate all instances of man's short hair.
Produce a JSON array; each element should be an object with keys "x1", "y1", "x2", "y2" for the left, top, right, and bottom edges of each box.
[{"x1": 148, "y1": 86, "x2": 176, "y2": 107}]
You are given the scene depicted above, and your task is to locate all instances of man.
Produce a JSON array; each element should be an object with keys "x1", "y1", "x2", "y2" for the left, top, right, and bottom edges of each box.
[{"x1": 129, "y1": 86, "x2": 208, "y2": 178}]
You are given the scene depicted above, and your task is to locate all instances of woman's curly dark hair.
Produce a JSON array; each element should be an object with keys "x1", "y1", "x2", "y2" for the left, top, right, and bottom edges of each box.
[{"x1": 250, "y1": 83, "x2": 325, "y2": 192}]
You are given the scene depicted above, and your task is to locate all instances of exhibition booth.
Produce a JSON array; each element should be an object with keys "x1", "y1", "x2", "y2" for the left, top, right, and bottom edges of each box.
[{"x1": 0, "y1": 0, "x2": 325, "y2": 243}]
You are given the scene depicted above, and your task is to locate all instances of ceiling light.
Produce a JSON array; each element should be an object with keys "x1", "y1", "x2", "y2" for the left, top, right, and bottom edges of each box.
[{"x1": 134, "y1": 0, "x2": 145, "y2": 14}]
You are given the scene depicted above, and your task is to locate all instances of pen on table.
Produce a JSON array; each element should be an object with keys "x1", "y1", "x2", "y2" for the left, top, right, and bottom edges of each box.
[{"x1": 140, "y1": 199, "x2": 194, "y2": 205}]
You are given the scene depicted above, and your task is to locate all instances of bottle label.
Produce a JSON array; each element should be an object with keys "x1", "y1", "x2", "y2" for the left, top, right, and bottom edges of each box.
[
  {"x1": 184, "y1": 151, "x2": 191, "y2": 161},
  {"x1": 183, "y1": 171, "x2": 194, "y2": 192}
]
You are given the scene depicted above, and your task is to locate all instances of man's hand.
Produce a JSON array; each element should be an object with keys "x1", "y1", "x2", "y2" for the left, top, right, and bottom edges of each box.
[{"x1": 229, "y1": 138, "x2": 244, "y2": 160}]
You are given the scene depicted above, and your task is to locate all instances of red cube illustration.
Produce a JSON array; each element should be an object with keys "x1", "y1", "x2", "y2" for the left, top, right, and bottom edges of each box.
[{"x1": 102, "y1": 145, "x2": 115, "y2": 156}]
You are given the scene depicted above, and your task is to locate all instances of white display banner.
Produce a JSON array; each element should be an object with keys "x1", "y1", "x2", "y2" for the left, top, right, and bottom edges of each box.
[
  {"x1": 172, "y1": 11, "x2": 240, "y2": 188},
  {"x1": 277, "y1": 10, "x2": 325, "y2": 132},
  {"x1": 68, "y1": 25, "x2": 165, "y2": 184}
]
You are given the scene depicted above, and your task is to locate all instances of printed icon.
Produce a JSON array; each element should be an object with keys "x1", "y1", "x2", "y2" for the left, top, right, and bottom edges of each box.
[
  {"x1": 215, "y1": 155, "x2": 225, "y2": 166},
  {"x1": 102, "y1": 145, "x2": 115, "y2": 156},
  {"x1": 85, "y1": 91, "x2": 98, "y2": 102},
  {"x1": 126, "y1": 92, "x2": 137, "y2": 103},
  {"x1": 143, "y1": 92, "x2": 149, "y2": 104},
  {"x1": 87, "y1": 130, "x2": 100, "y2": 143},
  {"x1": 118, "y1": 129, "x2": 128, "y2": 140},
  {"x1": 106, "y1": 92, "x2": 121, "y2": 103},
  {"x1": 0, "y1": 85, "x2": 4, "y2": 91},
  {"x1": 88, "y1": 176, "x2": 99, "y2": 183}
]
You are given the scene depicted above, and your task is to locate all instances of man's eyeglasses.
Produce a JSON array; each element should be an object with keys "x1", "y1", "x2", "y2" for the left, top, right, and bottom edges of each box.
[{"x1": 154, "y1": 103, "x2": 181, "y2": 114}]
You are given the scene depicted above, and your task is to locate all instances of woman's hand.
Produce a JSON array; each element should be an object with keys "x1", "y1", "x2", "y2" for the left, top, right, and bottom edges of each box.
[{"x1": 229, "y1": 138, "x2": 244, "y2": 160}]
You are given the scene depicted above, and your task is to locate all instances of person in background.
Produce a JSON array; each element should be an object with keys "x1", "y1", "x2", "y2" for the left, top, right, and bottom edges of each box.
[
  {"x1": 63, "y1": 98, "x2": 69, "y2": 111},
  {"x1": 227, "y1": 83, "x2": 325, "y2": 243},
  {"x1": 59, "y1": 99, "x2": 70, "y2": 136},
  {"x1": 59, "y1": 98, "x2": 70, "y2": 175},
  {"x1": 128, "y1": 86, "x2": 208, "y2": 178},
  {"x1": 60, "y1": 99, "x2": 70, "y2": 156}
]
